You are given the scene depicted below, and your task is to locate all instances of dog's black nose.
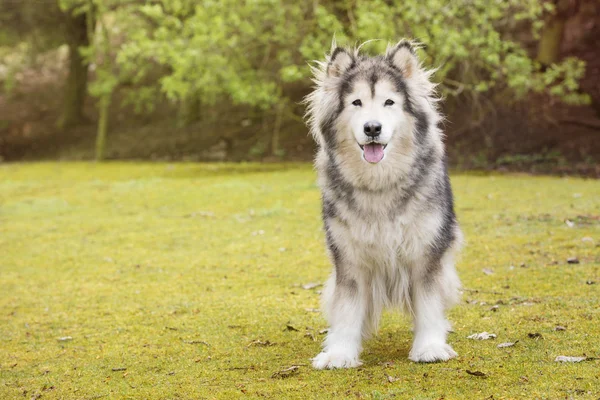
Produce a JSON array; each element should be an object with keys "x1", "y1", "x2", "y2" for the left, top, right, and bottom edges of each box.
[{"x1": 364, "y1": 121, "x2": 382, "y2": 137}]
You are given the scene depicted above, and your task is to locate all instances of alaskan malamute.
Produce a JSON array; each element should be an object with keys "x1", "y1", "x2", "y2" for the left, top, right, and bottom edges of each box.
[{"x1": 305, "y1": 40, "x2": 462, "y2": 369}]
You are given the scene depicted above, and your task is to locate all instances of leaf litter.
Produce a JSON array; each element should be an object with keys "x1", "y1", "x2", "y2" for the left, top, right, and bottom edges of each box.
[
  {"x1": 271, "y1": 365, "x2": 301, "y2": 379},
  {"x1": 467, "y1": 332, "x2": 497, "y2": 340},
  {"x1": 247, "y1": 340, "x2": 275, "y2": 347},
  {"x1": 466, "y1": 370, "x2": 487, "y2": 378},
  {"x1": 301, "y1": 282, "x2": 322, "y2": 290},
  {"x1": 284, "y1": 323, "x2": 299, "y2": 332},
  {"x1": 554, "y1": 326, "x2": 567, "y2": 331},
  {"x1": 555, "y1": 356, "x2": 587, "y2": 363}
]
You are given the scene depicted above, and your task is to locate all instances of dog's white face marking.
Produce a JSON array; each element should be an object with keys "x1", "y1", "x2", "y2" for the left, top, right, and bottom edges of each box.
[{"x1": 339, "y1": 79, "x2": 409, "y2": 164}]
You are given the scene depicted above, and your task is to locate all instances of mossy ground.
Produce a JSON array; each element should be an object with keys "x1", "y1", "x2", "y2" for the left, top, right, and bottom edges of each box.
[{"x1": 1, "y1": 163, "x2": 599, "y2": 399}]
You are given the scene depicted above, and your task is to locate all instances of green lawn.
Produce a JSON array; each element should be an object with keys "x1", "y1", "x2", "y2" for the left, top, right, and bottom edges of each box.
[{"x1": 1, "y1": 163, "x2": 599, "y2": 399}]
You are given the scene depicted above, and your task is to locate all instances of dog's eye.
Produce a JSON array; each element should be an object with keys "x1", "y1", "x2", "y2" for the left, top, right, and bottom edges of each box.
[
  {"x1": 384, "y1": 99, "x2": 395, "y2": 106},
  {"x1": 352, "y1": 99, "x2": 362, "y2": 107}
]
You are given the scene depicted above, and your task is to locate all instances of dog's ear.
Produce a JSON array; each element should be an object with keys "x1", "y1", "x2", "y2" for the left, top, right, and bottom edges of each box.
[
  {"x1": 387, "y1": 40, "x2": 419, "y2": 79},
  {"x1": 327, "y1": 47, "x2": 354, "y2": 78}
]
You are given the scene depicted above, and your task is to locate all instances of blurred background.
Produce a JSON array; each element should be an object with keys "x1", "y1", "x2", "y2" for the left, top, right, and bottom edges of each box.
[{"x1": 0, "y1": 0, "x2": 598, "y2": 175}]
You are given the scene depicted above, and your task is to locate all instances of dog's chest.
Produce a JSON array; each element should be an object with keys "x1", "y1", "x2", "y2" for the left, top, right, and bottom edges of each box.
[{"x1": 336, "y1": 193, "x2": 432, "y2": 266}]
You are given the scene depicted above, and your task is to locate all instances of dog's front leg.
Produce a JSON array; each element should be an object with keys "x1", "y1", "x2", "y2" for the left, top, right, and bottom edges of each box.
[
  {"x1": 408, "y1": 279, "x2": 457, "y2": 363},
  {"x1": 312, "y1": 273, "x2": 366, "y2": 369}
]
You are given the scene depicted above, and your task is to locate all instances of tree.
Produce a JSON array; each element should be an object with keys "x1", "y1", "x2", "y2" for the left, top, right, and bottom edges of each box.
[
  {"x1": 112, "y1": 0, "x2": 589, "y2": 125},
  {"x1": 0, "y1": 0, "x2": 92, "y2": 129},
  {"x1": 48, "y1": 0, "x2": 591, "y2": 159},
  {"x1": 58, "y1": 5, "x2": 93, "y2": 129}
]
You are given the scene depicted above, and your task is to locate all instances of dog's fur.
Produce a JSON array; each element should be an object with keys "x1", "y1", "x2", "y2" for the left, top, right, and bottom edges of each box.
[{"x1": 304, "y1": 40, "x2": 462, "y2": 369}]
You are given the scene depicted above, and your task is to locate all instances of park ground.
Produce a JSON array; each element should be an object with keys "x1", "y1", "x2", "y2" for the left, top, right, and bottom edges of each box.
[{"x1": 0, "y1": 162, "x2": 599, "y2": 399}]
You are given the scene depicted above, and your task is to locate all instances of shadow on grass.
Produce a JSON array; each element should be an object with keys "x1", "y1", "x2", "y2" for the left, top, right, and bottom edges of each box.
[{"x1": 362, "y1": 328, "x2": 412, "y2": 365}]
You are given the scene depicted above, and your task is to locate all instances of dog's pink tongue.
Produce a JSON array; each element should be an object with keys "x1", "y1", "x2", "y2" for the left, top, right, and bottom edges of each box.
[{"x1": 363, "y1": 143, "x2": 384, "y2": 163}]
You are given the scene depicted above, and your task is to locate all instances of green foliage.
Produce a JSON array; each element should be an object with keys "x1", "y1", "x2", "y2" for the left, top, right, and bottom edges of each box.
[
  {"x1": 116, "y1": 1, "x2": 342, "y2": 110},
  {"x1": 0, "y1": 0, "x2": 592, "y2": 141},
  {"x1": 351, "y1": 0, "x2": 589, "y2": 104},
  {"x1": 106, "y1": 0, "x2": 590, "y2": 114},
  {"x1": 0, "y1": 43, "x2": 28, "y2": 96}
]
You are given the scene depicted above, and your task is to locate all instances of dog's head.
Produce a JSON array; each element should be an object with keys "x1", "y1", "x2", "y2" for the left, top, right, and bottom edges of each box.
[{"x1": 306, "y1": 40, "x2": 442, "y2": 184}]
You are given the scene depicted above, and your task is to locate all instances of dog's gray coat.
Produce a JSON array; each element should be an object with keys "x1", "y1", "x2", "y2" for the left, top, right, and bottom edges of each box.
[{"x1": 305, "y1": 40, "x2": 462, "y2": 369}]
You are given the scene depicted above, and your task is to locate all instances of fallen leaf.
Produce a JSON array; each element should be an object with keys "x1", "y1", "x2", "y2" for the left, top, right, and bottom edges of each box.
[
  {"x1": 227, "y1": 366, "x2": 257, "y2": 371},
  {"x1": 482, "y1": 268, "x2": 494, "y2": 276},
  {"x1": 567, "y1": 257, "x2": 580, "y2": 264},
  {"x1": 247, "y1": 340, "x2": 274, "y2": 347},
  {"x1": 565, "y1": 219, "x2": 575, "y2": 228},
  {"x1": 183, "y1": 340, "x2": 210, "y2": 346},
  {"x1": 489, "y1": 305, "x2": 500, "y2": 312},
  {"x1": 554, "y1": 326, "x2": 567, "y2": 331},
  {"x1": 467, "y1": 332, "x2": 497, "y2": 340},
  {"x1": 497, "y1": 341, "x2": 518, "y2": 348},
  {"x1": 57, "y1": 336, "x2": 73, "y2": 342},
  {"x1": 466, "y1": 370, "x2": 487, "y2": 377},
  {"x1": 271, "y1": 365, "x2": 300, "y2": 379},
  {"x1": 387, "y1": 375, "x2": 400, "y2": 383},
  {"x1": 555, "y1": 356, "x2": 586, "y2": 363},
  {"x1": 302, "y1": 282, "x2": 322, "y2": 290},
  {"x1": 528, "y1": 332, "x2": 543, "y2": 339}
]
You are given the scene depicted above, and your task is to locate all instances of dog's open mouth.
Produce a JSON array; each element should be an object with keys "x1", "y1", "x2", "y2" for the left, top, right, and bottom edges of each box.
[{"x1": 359, "y1": 143, "x2": 387, "y2": 164}]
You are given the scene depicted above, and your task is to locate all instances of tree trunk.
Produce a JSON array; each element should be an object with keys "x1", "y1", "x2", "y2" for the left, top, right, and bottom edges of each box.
[
  {"x1": 58, "y1": 10, "x2": 91, "y2": 130},
  {"x1": 95, "y1": 93, "x2": 110, "y2": 161},
  {"x1": 536, "y1": 17, "x2": 565, "y2": 66},
  {"x1": 178, "y1": 92, "x2": 201, "y2": 127},
  {"x1": 271, "y1": 102, "x2": 284, "y2": 156},
  {"x1": 536, "y1": 0, "x2": 573, "y2": 66}
]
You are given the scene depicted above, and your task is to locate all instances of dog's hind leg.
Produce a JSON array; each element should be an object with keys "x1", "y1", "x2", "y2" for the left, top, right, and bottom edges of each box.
[{"x1": 312, "y1": 272, "x2": 368, "y2": 369}]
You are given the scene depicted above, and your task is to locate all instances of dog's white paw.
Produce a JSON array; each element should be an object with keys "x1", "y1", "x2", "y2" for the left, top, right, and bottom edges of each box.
[
  {"x1": 409, "y1": 343, "x2": 457, "y2": 363},
  {"x1": 312, "y1": 350, "x2": 362, "y2": 369}
]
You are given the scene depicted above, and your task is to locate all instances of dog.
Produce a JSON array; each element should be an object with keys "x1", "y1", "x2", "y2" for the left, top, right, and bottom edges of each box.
[{"x1": 304, "y1": 40, "x2": 462, "y2": 369}]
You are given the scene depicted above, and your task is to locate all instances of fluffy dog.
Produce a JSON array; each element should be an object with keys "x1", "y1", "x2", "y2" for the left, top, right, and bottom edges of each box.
[{"x1": 305, "y1": 40, "x2": 462, "y2": 369}]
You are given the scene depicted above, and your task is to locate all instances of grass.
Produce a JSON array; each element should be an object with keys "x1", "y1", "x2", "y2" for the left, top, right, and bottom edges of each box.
[{"x1": 1, "y1": 162, "x2": 599, "y2": 399}]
